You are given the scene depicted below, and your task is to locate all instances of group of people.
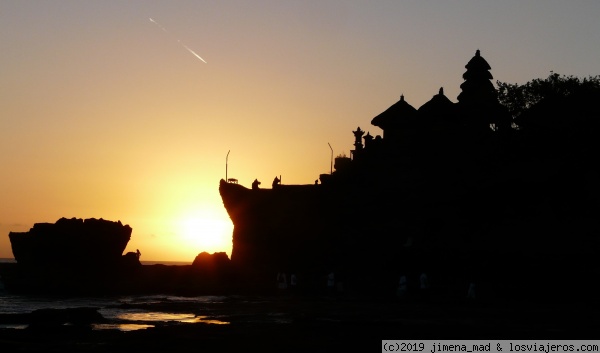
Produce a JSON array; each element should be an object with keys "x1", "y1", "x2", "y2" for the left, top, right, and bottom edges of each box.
[
  {"x1": 274, "y1": 270, "x2": 478, "y2": 300},
  {"x1": 276, "y1": 272, "x2": 297, "y2": 291},
  {"x1": 396, "y1": 273, "x2": 477, "y2": 300},
  {"x1": 276, "y1": 271, "x2": 343, "y2": 295},
  {"x1": 251, "y1": 176, "x2": 281, "y2": 190},
  {"x1": 396, "y1": 272, "x2": 431, "y2": 300}
]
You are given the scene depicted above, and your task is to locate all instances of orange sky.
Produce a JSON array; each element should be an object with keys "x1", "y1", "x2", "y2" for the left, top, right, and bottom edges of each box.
[{"x1": 1, "y1": 1, "x2": 599, "y2": 261}]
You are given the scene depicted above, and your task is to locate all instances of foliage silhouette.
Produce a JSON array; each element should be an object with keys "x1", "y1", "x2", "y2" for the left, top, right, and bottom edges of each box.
[{"x1": 497, "y1": 72, "x2": 600, "y2": 119}]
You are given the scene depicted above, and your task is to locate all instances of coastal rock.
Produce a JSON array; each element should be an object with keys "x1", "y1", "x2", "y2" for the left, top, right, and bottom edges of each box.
[
  {"x1": 9, "y1": 217, "x2": 132, "y2": 270},
  {"x1": 120, "y1": 251, "x2": 142, "y2": 270},
  {"x1": 219, "y1": 51, "x2": 600, "y2": 298},
  {"x1": 192, "y1": 251, "x2": 230, "y2": 271},
  {"x1": 191, "y1": 252, "x2": 232, "y2": 279},
  {"x1": 29, "y1": 307, "x2": 106, "y2": 327}
]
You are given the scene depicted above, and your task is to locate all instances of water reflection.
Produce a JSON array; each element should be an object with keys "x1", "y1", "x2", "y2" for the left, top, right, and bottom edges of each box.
[
  {"x1": 118, "y1": 312, "x2": 195, "y2": 322},
  {"x1": 194, "y1": 315, "x2": 230, "y2": 325},
  {"x1": 93, "y1": 311, "x2": 229, "y2": 331},
  {"x1": 117, "y1": 311, "x2": 228, "y2": 324},
  {"x1": 0, "y1": 294, "x2": 233, "y2": 332},
  {"x1": 0, "y1": 324, "x2": 28, "y2": 330},
  {"x1": 94, "y1": 323, "x2": 154, "y2": 331}
]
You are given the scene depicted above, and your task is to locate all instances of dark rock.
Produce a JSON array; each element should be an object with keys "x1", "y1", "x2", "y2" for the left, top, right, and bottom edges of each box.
[
  {"x1": 9, "y1": 217, "x2": 132, "y2": 270},
  {"x1": 192, "y1": 251, "x2": 230, "y2": 269},
  {"x1": 121, "y1": 251, "x2": 142, "y2": 268},
  {"x1": 29, "y1": 307, "x2": 106, "y2": 327},
  {"x1": 219, "y1": 50, "x2": 600, "y2": 299},
  {"x1": 5, "y1": 218, "x2": 136, "y2": 294}
]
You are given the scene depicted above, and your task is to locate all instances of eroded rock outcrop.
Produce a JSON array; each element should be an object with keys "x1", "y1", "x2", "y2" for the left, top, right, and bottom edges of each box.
[
  {"x1": 219, "y1": 51, "x2": 600, "y2": 298},
  {"x1": 9, "y1": 217, "x2": 132, "y2": 270}
]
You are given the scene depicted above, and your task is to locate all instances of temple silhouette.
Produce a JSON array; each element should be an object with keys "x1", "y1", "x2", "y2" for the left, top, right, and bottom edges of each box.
[
  {"x1": 2, "y1": 50, "x2": 598, "y2": 299},
  {"x1": 220, "y1": 49, "x2": 600, "y2": 300}
]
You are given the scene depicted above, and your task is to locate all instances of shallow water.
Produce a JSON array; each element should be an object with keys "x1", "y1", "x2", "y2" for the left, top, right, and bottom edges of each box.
[
  {"x1": 0, "y1": 294, "x2": 116, "y2": 314},
  {"x1": 0, "y1": 292, "x2": 230, "y2": 331}
]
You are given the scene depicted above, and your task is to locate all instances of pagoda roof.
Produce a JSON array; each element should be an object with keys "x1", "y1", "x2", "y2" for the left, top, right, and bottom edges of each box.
[
  {"x1": 457, "y1": 49, "x2": 498, "y2": 104},
  {"x1": 418, "y1": 87, "x2": 456, "y2": 115},
  {"x1": 464, "y1": 49, "x2": 491, "y2": 72},
  {"x1": 459, "y1": 79, "x2": 496, "y2": 93},
  {"x1": 463, "y1": 69, "x2": 493, "y2": 81},
  {"x1": 371, "y1": 95, "x2": 418, "y2": 129}
]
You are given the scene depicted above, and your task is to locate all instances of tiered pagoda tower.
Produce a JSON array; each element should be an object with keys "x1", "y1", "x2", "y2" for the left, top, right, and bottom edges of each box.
[{"x1": 457, "y1": 50, "x2": 511, "y2": 131}]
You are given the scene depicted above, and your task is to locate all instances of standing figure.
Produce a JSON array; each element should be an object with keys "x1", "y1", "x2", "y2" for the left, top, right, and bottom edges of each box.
[
  {"x1": 467, "y1": 282, "x2": 476, "y2": 300},
  {"x1": 290, "y1": 273, "x2": 298, "y2": 291},
  {"x1": 327, "y1": 271, "x2": 335, "y2": 293},
  {"x1": 397, "y1": 275, "x2": 408, "y2": 298},
  {"x1": 419, "y1": 272, "x2": 430, "y2": 301},
  {"x1": 272, "y1": 176, "x2": 281, "y2": 188},
  {"x1": 277, "y1": 272, "x2": 287, "y2": 290}
]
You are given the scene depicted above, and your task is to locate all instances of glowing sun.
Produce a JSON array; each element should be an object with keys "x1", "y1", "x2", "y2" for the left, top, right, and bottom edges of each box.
[{"x1": 177, "y1": 210, "x2": 232, "y2": 253}]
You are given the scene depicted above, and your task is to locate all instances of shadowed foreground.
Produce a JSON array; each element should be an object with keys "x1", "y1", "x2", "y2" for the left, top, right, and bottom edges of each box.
[{"x1": 1, "y1": 294, "x2": 599, "y2": 353}]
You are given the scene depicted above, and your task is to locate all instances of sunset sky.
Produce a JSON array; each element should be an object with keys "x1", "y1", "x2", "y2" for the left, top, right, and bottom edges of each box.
[{"x1": 1, "y1": 1, "x2": 599, "y2": 262}]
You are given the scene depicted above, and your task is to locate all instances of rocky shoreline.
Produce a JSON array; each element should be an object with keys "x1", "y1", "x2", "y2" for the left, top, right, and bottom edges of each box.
[
  {"x1": 2, "y1": 260, "x2": 600, "y2": 352},
  {"x1": 1, "y1": 293, "x2": 599, "y2": 353}
]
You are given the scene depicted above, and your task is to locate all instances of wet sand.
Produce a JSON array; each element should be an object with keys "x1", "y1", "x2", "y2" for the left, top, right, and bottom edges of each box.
[{"x1": 1, "y1": 294, "x2": 599, "y2": 353}]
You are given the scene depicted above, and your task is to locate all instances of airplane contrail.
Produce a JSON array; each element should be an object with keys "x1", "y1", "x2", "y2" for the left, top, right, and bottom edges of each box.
[
  {"x1": 181, "y1": 42, "x2": 208, "y2": 63},
  {"x1": 149, "y1": 17, "x2": 207, "y2": 63},
  {"x1": 149, "y1": 17, "x2": 168, "y2": 32}
]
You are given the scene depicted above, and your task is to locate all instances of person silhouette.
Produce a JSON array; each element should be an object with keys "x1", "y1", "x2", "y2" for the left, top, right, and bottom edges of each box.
[
  {"x1": 277, "y1": 272, "x2": 287, "y2": 290},
  {"x1": 467, "y1": 282, "x2": 476, "y2": 299},
  {"x1": 290, "y1": 273, "x2": 298, "y2": 292},
  {"x1": 272, "y1": 176, "x2": 281, "y2": 188},
  {"x1": 419, "y1": 272, "x2": 430, "y2": 301},
  {"x1": 327, "y1": 271, "x2": 335, "y2": 293},
  {"x1": 397, "y1": 275, "x2": 408, "y2": 298}
]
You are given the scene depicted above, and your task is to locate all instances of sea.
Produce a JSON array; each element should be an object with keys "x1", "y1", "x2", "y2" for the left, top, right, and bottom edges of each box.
[{"x1": 0, "y1": 258, "x2": 239, "y2": 331}]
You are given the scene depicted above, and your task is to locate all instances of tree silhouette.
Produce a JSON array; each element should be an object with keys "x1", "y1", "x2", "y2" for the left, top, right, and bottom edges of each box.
[{"x1": 497, "y1": 72, "x2": 600, "y2": 120}]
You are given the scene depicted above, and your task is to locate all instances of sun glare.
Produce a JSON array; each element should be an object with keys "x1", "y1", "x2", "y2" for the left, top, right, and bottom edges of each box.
[{"x1": 177, "y1": 210, "x2": 232, "y2": 254}]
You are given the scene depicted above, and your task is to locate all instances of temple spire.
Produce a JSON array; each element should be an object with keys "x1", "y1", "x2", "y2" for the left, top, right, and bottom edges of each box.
[
  {"x1": 457, "y1": 49, "x2": 496, "y2": 105},
  {"x1": 457, "y1": 49, "x2": 512, "y2": 131}
]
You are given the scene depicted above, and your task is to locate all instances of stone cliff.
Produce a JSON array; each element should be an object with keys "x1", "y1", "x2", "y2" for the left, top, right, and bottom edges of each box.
[
  {"x1": 219, "y1": 51, "x2": 600, "y2": 298},
  {"x1": 9, "y1": 217, "x2": 132, "y2": 270}
]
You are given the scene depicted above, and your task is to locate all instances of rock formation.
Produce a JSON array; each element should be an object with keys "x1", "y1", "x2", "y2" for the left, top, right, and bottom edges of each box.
[
  {"x1": 220, "y1": 50, "x2": 600, "y2": 299},
  {"x1": 9, "y1": 217, "x2": 132, "y2": 271}
]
